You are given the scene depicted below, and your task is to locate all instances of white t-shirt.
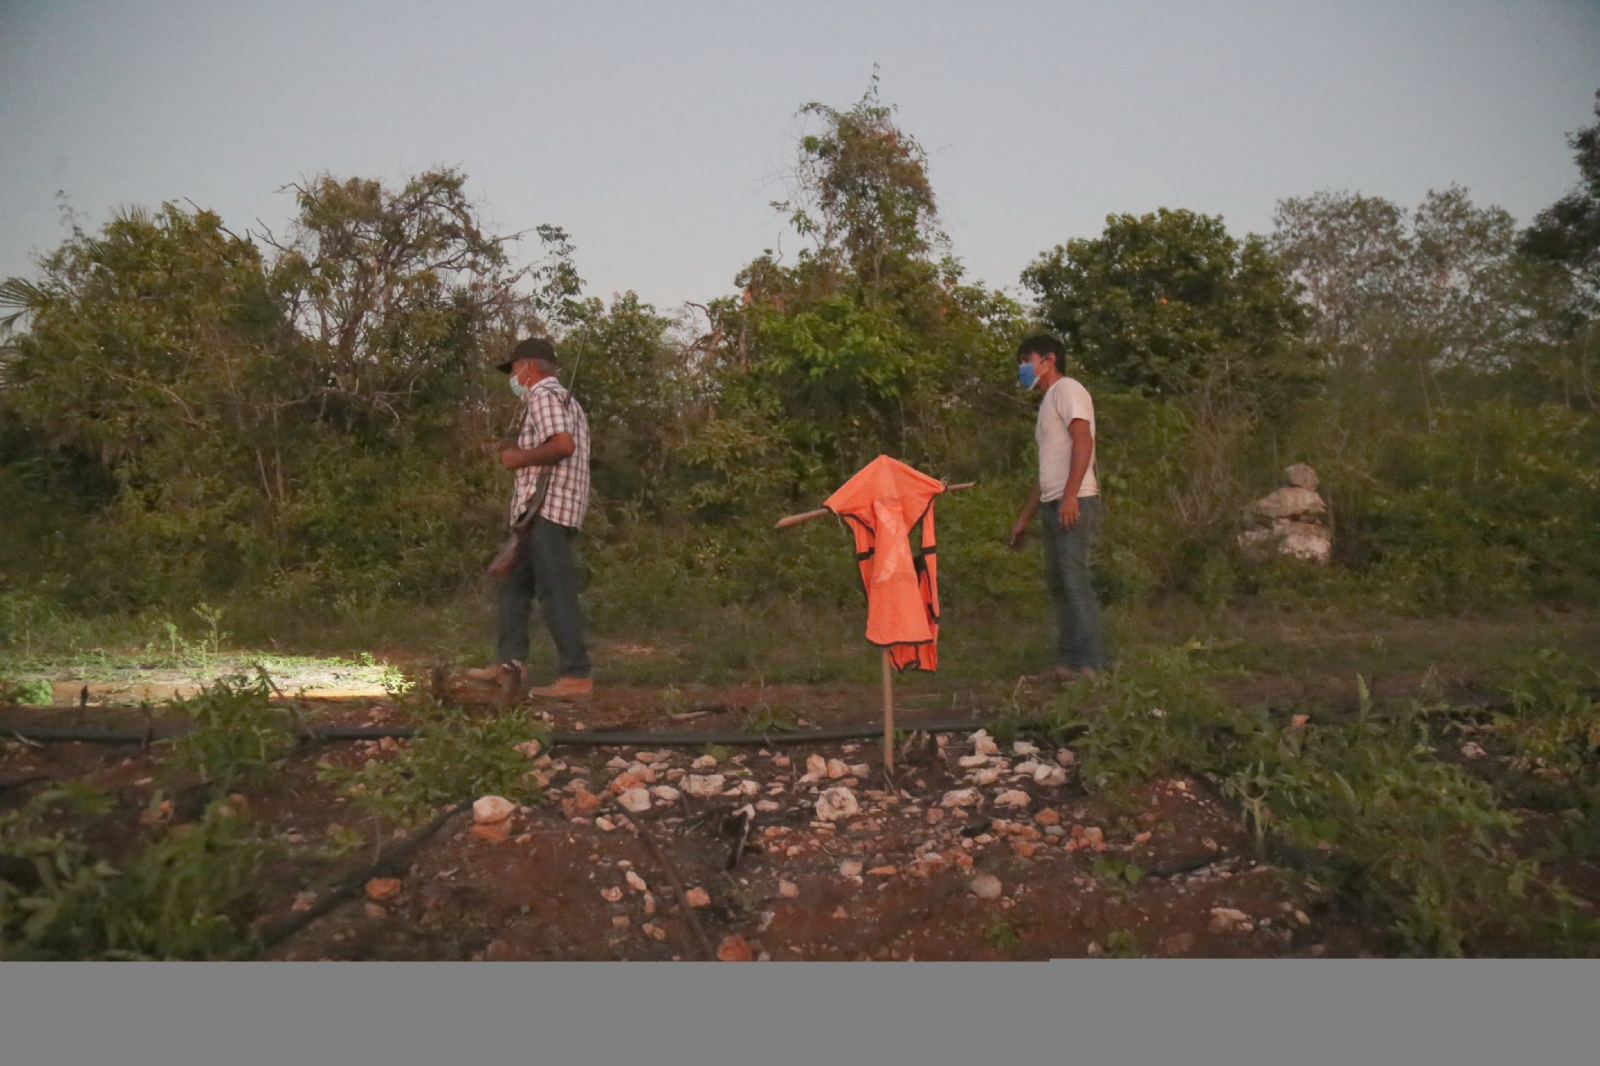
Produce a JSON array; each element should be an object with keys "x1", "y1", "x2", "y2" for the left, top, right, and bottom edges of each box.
[{"x1": 1036, "y1": 377, "x2": 1098, "y2": 502}]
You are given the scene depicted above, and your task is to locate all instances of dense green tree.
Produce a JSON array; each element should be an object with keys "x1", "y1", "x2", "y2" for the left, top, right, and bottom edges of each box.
[
  {"x1": 0, "y1": 172, "x2": 572, "y2": 608},
  {"x1": 689, "y1": 84, "x2": 1028, "y2": 502},
  {"x1": 557, "y1": 292, "x2": 697, "y2": 505},
  {"x1": 1518, "y1": 90, "x2": 1600, "y2": 413},
  {"x1": 1021, "y1": 208, "x2": 1317, "y2": 410},
  {"x1": 1521, "y1": 90, "x2": 1600, "y2": 310}
]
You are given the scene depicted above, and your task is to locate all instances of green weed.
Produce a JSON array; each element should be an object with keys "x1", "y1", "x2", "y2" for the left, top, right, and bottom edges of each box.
[
  {"x1": 1, "y1": 787, "x2": 280, "y2": 960},
  {"x1": 318, "y1": 696, "x2": 549, "y2": 825},
  {"x1": 163, "y1": 673, "x2": 296, "y2": 793},
  {"x1": 1090, "y1": 855, "x2": 1145, "y2": 886},
  {"x1": 1052, "y1": 643, "x2": 1600, "y2": 956},
  {"x1": 983, "y1": 913, "x2": 1021, "y2": 952},
  {"x1": 742, "y1": 706, "x2": 800, "y2": 734},
  {"x1": 0, "y1": 672, "x2": 51, "y2": 706},
  {"x1": 1104, "y1": 928, "x2": 1142, "y2": 958}
]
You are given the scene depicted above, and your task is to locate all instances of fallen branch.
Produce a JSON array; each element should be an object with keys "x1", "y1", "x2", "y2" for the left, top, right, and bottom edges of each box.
[
  {"x1": 637, "y1": 826, "x2": 718, "y2": 960},
  {"x1": 256, "y1": 802, "x2": 468, "y2": 953}
]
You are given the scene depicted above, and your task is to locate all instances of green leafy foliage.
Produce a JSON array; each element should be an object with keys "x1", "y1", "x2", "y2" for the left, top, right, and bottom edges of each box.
[
  {"x1": 0, "y1": 672, "x2": 51, "y2": 705},
  {"x1": 1023, "y1": 207, "x2": 1319, "y2": 409},
  {"x1": 1090, "y1": 855, "x2": 1145, "y2": 886},
  {"x1": 982, "y1": 912, "x2": 1021, "y2": 951},
  {"x1": 164, "y1": 673, "x2": 296, "y2": 792},
  {"x1": 1, "y1": 787, "x2": 279, "y2": 960},
  {"x1": 742, "y1": 706, "x2": 800, "y2": 733},
  {"x1": 317, "y1": 697, "x2": 549, "y2": 824},
  {"x1": 1488, "y1": 648, "x2": 1600, "y2": 807},
  {"x1": 0, "y1": 85, "x2": 1596, "y2": 639},
  {"x1": 1103, "y1": 928, "x2": 1142, "y2": 958},
  {"x1": 1055, "y1": 645, "x2": 1598, "y2": 956}
]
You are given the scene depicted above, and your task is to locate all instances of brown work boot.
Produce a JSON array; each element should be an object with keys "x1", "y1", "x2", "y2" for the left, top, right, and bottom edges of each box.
[{"x1": 527, "y1": 676, "x2": 594, "y2": 701}]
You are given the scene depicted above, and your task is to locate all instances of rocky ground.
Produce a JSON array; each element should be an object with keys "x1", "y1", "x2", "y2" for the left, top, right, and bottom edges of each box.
[{"x1": 250, "y1": 714, "x2": 1375, "y2": 960}]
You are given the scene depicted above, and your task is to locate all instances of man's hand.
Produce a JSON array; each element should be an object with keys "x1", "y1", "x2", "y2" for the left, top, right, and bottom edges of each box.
[
  {"x1": 1010, "y1": 486, "x2": 1042, "y2": 549},
  {"x1": 499, "y1": 433, "x2": 576, "y2": 471},
  {"x1": 1057, "y1": 495, "x2": 1080, "y2": 530}
]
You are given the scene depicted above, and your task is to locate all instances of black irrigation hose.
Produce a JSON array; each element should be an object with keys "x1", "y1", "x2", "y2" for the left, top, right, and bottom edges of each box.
[
  {"x1": 2, "y1": 700, "x2": 1542, "y2": 749},
  {"x1": 12, "y1": 688, "x2": 1591, "y2": 750},
  {"x1": 1, "y1": 716, "x2": 1038, "y2": 748}
]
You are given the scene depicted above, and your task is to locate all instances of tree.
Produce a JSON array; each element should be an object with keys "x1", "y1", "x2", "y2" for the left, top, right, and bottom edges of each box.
[
  {"x1": 1518, "y1": 90, "x2": 1600, "y2": 412},
  {"x1": 1022, "y1": 208, "x2": 1317, "y2": 410},
  {"x1": 558, "y1": 291, "x2": 696, "y2": 504},
  {"x1": 0, "y1": 171, "x2": 582, "y2": 607},
  {"x1": 688, "y1": 85, "x2": 1028, "y2": 499},
  {"x1": 1520, "y1": 89, "x2": 1600, "y2": 310},
  {"x1": 777, "y1": 75, "x2": 947, "y2": 289},
  {"x1": 1273, "y1": 186, "x2": 1560, "y2": 420},
  {"x1": 263, "y1": 169, "x2": 549, "y2": 445}
]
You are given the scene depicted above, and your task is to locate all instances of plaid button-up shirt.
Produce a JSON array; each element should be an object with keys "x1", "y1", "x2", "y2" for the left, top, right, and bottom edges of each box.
[{"x1": 510, "y1": 376, "x2": 591, "y2": 530}]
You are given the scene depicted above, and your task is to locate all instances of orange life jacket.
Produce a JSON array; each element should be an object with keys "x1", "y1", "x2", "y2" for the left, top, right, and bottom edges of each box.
[{"x1": 823, "y1": 455, "x2": 944, "y2": 672}]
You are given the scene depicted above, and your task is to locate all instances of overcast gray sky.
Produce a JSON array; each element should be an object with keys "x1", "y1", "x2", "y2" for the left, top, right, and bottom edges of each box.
[{"x1": 2, "y1": 1, "x2": 1598, "y2": 311}]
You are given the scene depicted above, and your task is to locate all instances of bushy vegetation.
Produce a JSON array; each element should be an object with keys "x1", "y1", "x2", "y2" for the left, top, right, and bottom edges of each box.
[
  {"x1": 0, "y1": 783, "x2": 281, "y2": 960},
  {"x1": 1052, "y1": 645, "x2": 1600, "y2": 957},
  {"x1": 317, "y1": 685, "x2": 549, "y2": 826},
  {"x1": 164, "y1": 672, "x2": 298, "y2": 793},
  {"x1": 2, "y1": 84, "x2": 1599, "y2": 647}
]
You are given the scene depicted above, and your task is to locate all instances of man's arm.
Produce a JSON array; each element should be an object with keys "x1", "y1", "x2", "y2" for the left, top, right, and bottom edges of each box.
[
  {"x1": 1009, "y1": 485, "x2": 1042, "y2": 549},
  {"x1": 500, "y1": 432, "x2": 575, "y2": 470},
  {"x1": 1055, "y1": 419, "x2": 1094, "y2": 530}
]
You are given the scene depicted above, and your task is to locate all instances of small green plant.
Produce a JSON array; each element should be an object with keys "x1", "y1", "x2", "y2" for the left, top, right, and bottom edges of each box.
[
  {"x1": 983, "y1": 913, "x2": 1021, "y2": 951},
  {"x1": 1104, "y1": 928, "x2": 1141, "y2": 958},
  {"x1": 702, "y1": 743, "x2": 731, "y2": 764},
  {"x1": 192, "y1": 602, "x2": 227, "y2": 663},
  {"x1": 742, "y1": 706, "x2": 799, "y2": 734},
  {"x1": 164, "y1": 674, "x2": 296, "y2": 793},
  {"x1": 318, "y1": 698, "x2": 549, "y2": 825},
  {"x1": 0, "y1": 674, "x2": 52, "y2": 706},
  {"x1": 1090, "y1": 855, "x2": 1145, "y2": 886}
]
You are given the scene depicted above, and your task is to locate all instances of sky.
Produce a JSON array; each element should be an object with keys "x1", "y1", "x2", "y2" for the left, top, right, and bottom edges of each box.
[{"x1": 2, "y1": 0, "x2": 1598, "y2": 312}]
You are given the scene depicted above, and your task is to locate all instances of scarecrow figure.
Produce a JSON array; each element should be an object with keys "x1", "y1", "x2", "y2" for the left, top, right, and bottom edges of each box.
[
  {"x1": 823, "y1": 455, "x2": 945, "y2": 672},
  {"x1": 778, "y1": 455, "x2": 972, "y2": 769}
]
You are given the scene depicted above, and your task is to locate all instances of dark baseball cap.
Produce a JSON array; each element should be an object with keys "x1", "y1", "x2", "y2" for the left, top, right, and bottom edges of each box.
[{"x1": 495, "y1": 336, "x2": 558, "y2": 374}]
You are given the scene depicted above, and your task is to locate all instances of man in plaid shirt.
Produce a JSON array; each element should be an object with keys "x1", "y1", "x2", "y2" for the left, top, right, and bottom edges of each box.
[{"x1": 468, "y1": 337, "x2": 594, "y2": 701}]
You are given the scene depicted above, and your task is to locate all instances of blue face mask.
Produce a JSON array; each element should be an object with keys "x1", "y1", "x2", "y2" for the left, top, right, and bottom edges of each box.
[
  {"x1": 1017, "y1": 361, "x2": 1037, "y2": 389},
  {"x1": 509, "y1": 374, "x2": 530, "y2": 399}
]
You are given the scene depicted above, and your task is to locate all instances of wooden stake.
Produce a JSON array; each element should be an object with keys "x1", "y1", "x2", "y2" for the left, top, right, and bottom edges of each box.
[
  {"x1": 774, "y1": 482, "x2": 976, "y2": 529},
  {"x1": 882, "y1": 648, "x2": 894, "y2": 773}
]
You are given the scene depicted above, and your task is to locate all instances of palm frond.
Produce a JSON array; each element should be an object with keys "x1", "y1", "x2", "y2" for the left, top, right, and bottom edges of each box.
[{"x1": 0, "y1": 276, "x2": 49, "y2": 333}]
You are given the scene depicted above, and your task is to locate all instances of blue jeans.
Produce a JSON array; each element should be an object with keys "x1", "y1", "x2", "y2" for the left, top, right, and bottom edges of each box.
[
  {"x1": 496, "y1": 519, "x2": 592, "y2": 678},
  {"x1": 1041, "y1": 496, "x2": 1106, "y2": 671}
]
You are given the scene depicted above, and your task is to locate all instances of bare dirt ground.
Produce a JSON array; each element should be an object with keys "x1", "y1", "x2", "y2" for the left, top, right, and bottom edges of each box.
[{"x1": 2, "y1": 678, "x2": 1401, "y2": 961}]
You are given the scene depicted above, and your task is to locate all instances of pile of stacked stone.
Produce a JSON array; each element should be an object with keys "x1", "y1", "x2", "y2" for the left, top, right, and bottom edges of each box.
[{"x1": 1237, "y1": 463, "x2": 1331, "y2": 563}]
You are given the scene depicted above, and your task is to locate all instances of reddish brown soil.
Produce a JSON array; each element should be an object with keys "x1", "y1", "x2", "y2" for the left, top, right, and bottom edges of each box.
[{"x1": 3, "y1": 676, "x2": 1588, "y2": 960}]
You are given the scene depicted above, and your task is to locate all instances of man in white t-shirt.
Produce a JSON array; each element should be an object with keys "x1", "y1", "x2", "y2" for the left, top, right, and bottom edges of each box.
[{"x1": 1008, "y1": 334, "x2": 1106, "y2": 679}]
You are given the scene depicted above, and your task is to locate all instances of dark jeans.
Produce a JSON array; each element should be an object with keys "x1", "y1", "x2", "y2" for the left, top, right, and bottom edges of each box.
[
  {"x1": 496, "y1": 519, "x2": 592, "y2": 679},
  {"x1": 1041, "y1": 495, "x2": 1106, "y2": 671}
]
